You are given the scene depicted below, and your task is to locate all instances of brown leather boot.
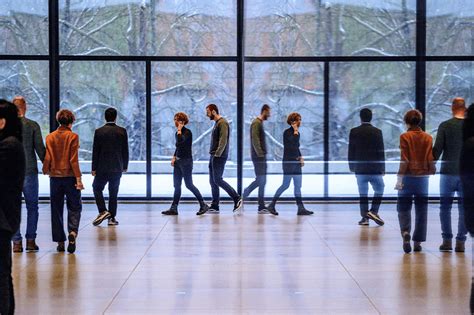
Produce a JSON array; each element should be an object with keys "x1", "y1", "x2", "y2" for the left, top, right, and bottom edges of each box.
[
  {"x1": 26, "y1": 239, "x2": 39, "y2": 252},
  {"x1": 12, "y1": 240, "x2": 23, "y2": 253},
  {"x1": 455, "y1": 240, "x2": 465, "y2": 253}
]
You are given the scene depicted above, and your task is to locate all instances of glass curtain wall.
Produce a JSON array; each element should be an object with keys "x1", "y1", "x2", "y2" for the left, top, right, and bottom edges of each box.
[{"x1": 0, "y1": 0, "x2": 472, "y2": 199}]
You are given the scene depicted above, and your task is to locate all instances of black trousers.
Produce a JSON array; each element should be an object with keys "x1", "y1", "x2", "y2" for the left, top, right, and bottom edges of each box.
[
  {"x1": 243, "y1": 157, "x2": 267, "y2": 209},
  {"x1": 209, "y1": 156, "x2": 239, "y2": 207},
  {"x1": 0, "y1": 230, "x2": 14, "y2": 315},
  {"x1": 50, "y1": 177, "x2": 82, "y2": 242},
  {"x1": 173, "y1": 158, "x2": 204, "y2": 206},
  {"x1": 93, "y1": 172, "x2": 122, "y2": 218}
]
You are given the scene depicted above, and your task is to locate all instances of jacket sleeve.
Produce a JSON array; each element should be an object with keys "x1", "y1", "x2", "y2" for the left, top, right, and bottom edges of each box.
[
  {"x1": 432, "y1": 123, "x2": 444, "y2": 161},
  {"x1": 348, "y1": 129, "x2": 355, "y2": 172},
  {"x1": 69, "y1": 134, "x2": 82, "y2": 178},
  {"x1": 33, "y1": 122, "x2": 46, "y2": 162},
  {"x1": 215, "y1": 121, "x2": 229, "y2": 158},
  {"x1": 122, "y1": 128, "x2": 129, "y2": 170},
  {"x1": 251, "y1": 121, "x2": 265, "y2": 158},
  {"x1": 378, "y1": 130, "x2": 385, "y2": 174},
  {"x1": 397, "y1": 135, "x2": 409, "y2": 176},
  {"x1": 91, "y1": 130, "x2": 99, "y2": 172},
  {"x1": 42, "y1": 136, "x2": 51, "y2": 175},
  {"x1": 427, "y1": 137, "x2": 436, "y2": 175}
]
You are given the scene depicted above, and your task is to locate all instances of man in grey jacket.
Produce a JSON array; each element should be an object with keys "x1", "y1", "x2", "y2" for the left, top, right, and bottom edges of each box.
[
  {"x1": 243, "y1": 104, "x2": 273, "y2": 214},
  {"x1": 11, "y1": 96, "x2": 45, "y2": 253},
  {"x1": 200, "y1": 104, "x2": 242, "y2": 215}
]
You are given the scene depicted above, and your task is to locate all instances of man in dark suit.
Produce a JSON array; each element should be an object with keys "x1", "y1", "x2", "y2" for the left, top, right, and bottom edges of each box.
[
  {"x1": 91, "y1": 108, "x2": 129, "y2": 226},
  {"x1": 348, "y1": 108, "x2": 385, "y2": 226}
]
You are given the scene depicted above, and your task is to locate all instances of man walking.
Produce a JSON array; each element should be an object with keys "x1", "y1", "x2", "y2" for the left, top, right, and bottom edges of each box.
[
  {"x1": 205, "y1": 104, "x2": 242, "y2": 214},
  {"x1": 243, "y1": 104, "x2": 271, "y2": 214},
  {"x1": 91, "y1": 108, "x2": 129, "y2": 226},
  {"x1": 433, "y1": 97, "x2": 468, "y2": 252},
  {"x1": 348, "y1": 108, "x2": 385, "y2": 226},
  {"x1": 11, "y1": 96, "x2": 45, "y2": 252}
]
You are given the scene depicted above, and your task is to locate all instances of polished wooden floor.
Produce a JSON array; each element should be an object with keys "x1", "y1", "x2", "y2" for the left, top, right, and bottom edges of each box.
[{"x1": 12, "y1": 202, "x2": 472, "y2": 314}]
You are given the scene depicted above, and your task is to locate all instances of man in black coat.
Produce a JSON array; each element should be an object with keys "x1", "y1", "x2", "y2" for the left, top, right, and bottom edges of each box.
[
  {"x1": 91, "y1": 108, "x2": 129, "y2": 226},
  {"x1": 348, "y1": 108, "x2": 385, "y2": 226}
]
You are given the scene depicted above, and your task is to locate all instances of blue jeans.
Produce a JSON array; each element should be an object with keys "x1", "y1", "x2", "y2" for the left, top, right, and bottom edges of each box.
[
  {"x1": 172, "y1": 158, "x2": 204, "y2": 206},
  {"x1": 243, "y1": 157, "x2": 267, "y2": 209},
  {"x1": 50, "y1": 177, "x2": 82, "y2": 242},
  {"x1": 356, "y1": 174, "x2": 385, "y2": 218},
  {"x1": 397, "y1": 176, "x2": 429, "y2": 242},
  {"x1": 12, "y1": 175, "x2": 39, "y2": 242},
  {"x1": 439, "y1": 175, "x2": 467, "y2": 242},
  {"x1": 209, "y1": 156, "x2": 239, "y2": 208}
]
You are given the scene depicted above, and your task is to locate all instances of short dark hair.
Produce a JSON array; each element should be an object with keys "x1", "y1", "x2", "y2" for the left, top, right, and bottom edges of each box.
[
  {"x1": 174, "y1": 112, "x2": 189, "y2": 125},
  {"x1": 105, "y1": 107, "x2": 117, "y2": 122},
  {"x1": 287, "y1": 112, "x2": 301, "y2": 125},
  {"x1": 261, "y1": 104, "x2": 270, "y2": 114},
  {"x1": 360, "y1": 108, "x2": 372, "y2": 123},
  {"x1": 56, "y1": 109, "x2": 76, "y2": 126},
  {"x1": 206, "y1": 104, "x2": 219, "y2": 115},
  {"x1": 0, "y1": 99, "x2": 22, "y2": 141},
  {"x1": 404, "y1": 109, "x2": 423, "y2": 126}
]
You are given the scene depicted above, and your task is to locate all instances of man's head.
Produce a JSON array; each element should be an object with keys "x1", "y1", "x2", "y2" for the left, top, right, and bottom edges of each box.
[
  {"x1": 56, "y1": 109, "x2": 76, "y2": 127},
  {"x1": 12, "y1": 96, "x2": 26, "y2": 117},
  {"x1": 206, "y1": 104, "x2": 219, "y2": 121},
  {"x1": 404, "y1": 109, "x2": 423, "y2": 127},
  {"x1": 260, "y1": 104, "x2": 271, "y2": 121},
  {"x1": 360, "y1": 108, "x2": 372, "y2": 123},
  {"x1": 452, "y1": 97, "x2": 466, "y2": 117},
  {"x1": 287, "y1": 112, "x2": 302, "y2": 127},
  {"x1": 0, "y1": 99, "x2": 22, "y2": 140},
  {"x1": 174, "y1": 112, "x2": 189, "y2": 128},
  {"x1": 105, "y1": 107, "x2": 118, "y2": 122}
]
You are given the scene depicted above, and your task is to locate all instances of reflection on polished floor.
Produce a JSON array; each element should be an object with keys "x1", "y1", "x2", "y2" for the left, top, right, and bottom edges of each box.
[{"x1": 12, "y1": 202, "x2": 471, "y2": 314}]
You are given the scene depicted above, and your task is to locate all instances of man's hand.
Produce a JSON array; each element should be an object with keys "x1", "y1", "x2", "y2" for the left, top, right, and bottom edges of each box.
[
  {"x1": 91, "y1": 171, "x2": 96, "y2": 177},
  {"x1": 171, "y1": 156, "x2": 176, "y2": 167}
]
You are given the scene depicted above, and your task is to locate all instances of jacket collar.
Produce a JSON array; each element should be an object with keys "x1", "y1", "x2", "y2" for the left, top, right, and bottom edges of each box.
[
  {"x1": 57, "y1": 125, "x2": 71, "y2": 132},
  {"x1": 407, "y1": 126, "x2": 422, "y2": 132}
]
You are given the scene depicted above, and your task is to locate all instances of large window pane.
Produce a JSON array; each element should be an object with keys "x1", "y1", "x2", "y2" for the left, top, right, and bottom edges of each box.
[
  {"x1": 0, "y1": 60, "x2": 50, "y2": 195},
  {"x1": 59, "y1": 0, "x2": 236, "y2": 56},
  {"x1": 152, "y1": 62, "x2": 237, "y2": 197},
  {"x1": 246, "y1": 0, "x2": 416, "y2": 56},
  {"x1": 60, "y1": 61, "x2": 146, "y2": 197},
  {"x1": 329, "y1": 61, "x2": 415, "y2": 197},
  {"x1": 0, "y1": 0, "x2": 49, "y2": 55},
  {"x1": 427, "y1": 0, "x2": 474, "y2": 56},
  {"x1": 244, "y1": 62, "x2": 324, "y2": 197}
]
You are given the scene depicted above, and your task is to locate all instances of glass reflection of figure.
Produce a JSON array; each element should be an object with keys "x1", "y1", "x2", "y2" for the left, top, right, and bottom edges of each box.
[
  {"x1": 267, "y1": 112, "x2": 313, "y2": 216},
  {"x1": 205, "y1": 104, "x2": 243, "y2": 214},
  {"x1": 161, "y1": 112, "x2": 209, "y2": 216},
  {"x1": 243, "y1": 104, "x2": 277, "y2": 215}
]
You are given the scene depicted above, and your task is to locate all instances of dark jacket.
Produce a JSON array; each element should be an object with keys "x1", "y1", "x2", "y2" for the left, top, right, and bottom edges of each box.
[
  {"x1": 92, "y1": 123, "x2": 129, "y2": 174},
  {"x1": 209, "y1": 117, "x2": 230, "y2": 159},
  {"x1": 433, "y1": 118, "x2": 464, "y2": 175},
  {"x1": 283, "y1": 127, "x2": 301, "y2": 162},
  {"x1": 174, "y1": 127, "x2": 192, "y2": 159},
  {"x1": 250, "y1": 117, "x2": 266, "y2": 159},
  {"x1": 21, "y1": 117, "x2": 45, "y2": 176},
  {"x1": 348, "y1": 123, "x2": 385, "y2": 175},
  {"x1": 0, "y1": 135, "x2": 25, "y2": 234},
  {"x1": 461, "y1": 136, "x2": 474, "y2": 235}
]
